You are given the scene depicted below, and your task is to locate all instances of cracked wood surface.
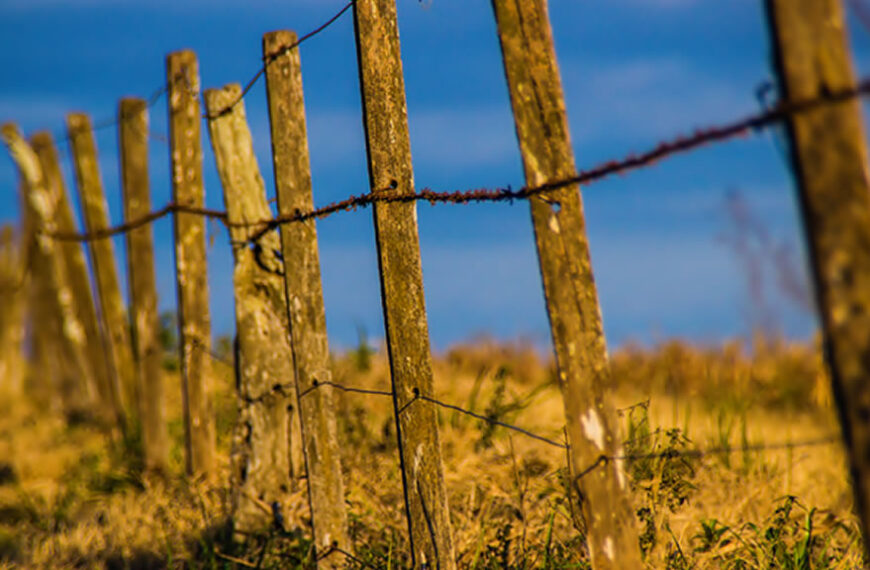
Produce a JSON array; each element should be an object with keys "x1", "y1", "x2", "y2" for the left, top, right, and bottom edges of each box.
[
  {"x1": 204, "y1": 84, "x2": 299, "y2": 536},
  {"x1": 492, "y1": 0, "x2": 642, "y2": 567},
  {"x1": 264, "y1": 30, "x2": 350, "y2": 566},
  {"x1": 353, "y1": 2, "x2": 456, "y2": 567},
  {"x1": 766, "y1": 0, "x2": 870, "y2": 552}
]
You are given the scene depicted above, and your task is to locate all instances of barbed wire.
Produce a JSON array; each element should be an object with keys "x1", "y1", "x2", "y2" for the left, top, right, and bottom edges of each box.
[
  {"x1": 189, "y1": 339, "x2": 845, "y2": 485},
  {"x1": 40, "y1": 76, "x2": 870, "y2": 245},
  {"x1": 203, "y1": 0, "x2": 355, "y2": 120},
  {"x1": 573, "y1": 434, "x2": 841, "y2": 483},
  {"x1": 31, "y1": 0, "x2": 353, "y2": 157}
]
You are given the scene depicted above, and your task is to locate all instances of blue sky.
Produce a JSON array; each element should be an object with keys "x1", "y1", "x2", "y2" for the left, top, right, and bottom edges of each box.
[{"x1": 2, "y1": 0, "x2": 869, "y2": 351}]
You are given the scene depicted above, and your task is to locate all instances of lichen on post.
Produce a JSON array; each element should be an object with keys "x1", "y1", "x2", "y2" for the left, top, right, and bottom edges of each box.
[
  {"x1": 264, "y1": 29, "x2": 351, "y2": 566},
  {"x1": 203, "y1": 83, "x2": 297, "y2": 536},
  {"x1": 352, "y1": 1, "x2": 457, "y2": 567},
  {"x1": 491, "y1": 0, "x2": 642, "y2": 567},
  {"x1": 166, "y1": 50, "x2": 216, "y2": 478}
]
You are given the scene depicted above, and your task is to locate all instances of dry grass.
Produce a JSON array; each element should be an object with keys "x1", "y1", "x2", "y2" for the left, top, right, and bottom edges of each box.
[{"x1": 0, "y1": 335, "x2": 863, "y2": 568}]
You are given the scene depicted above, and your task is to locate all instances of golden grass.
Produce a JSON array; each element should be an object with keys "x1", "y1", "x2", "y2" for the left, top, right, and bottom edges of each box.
[{"x1": 0, "y1": 336, "x2": 863, "y2": 568}]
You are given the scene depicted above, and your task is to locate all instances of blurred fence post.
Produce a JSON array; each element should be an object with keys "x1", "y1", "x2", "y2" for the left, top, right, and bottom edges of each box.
[
  {"x1": 203, "y1": 84, "x2": 297, "y2": 535},
  {"x1": 67, "y1": 113, "x2": 135, "y2": 431},
  {"x1": 119, "y1": 98, "x2": 168, "y2": 473},
  {"x1": 491, "y1": 1, "x2": 642, "y2": 567},
  {"x1": 264, "y1": 29, "x2": 351, "y2": 565},
  {"x1": 0, "y1": 225, "x2": 25, "y2": 396},
  {"x1": 167, "y1": 50, "x2": 216, "y2": 478},
  {"x1": 31, "y1": 131, "x2": 120, "y2": 429},
  {"x1": 766, "y1": 0, "x2": 870, "y2": 552},
  {"x1": 352, "y1": 2, "x2": 457, "y2": 567},
  {"x1": 1, "y1": 124, "x2": 95, "y2": 419}
]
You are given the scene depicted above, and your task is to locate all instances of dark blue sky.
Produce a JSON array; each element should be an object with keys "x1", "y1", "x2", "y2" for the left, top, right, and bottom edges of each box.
[{"x1": 2, "y1": 0, "x2": 868, "y2": 350}]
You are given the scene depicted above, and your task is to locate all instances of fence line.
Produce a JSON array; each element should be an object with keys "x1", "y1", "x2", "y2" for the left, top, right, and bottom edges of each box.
[
  {"x1": 4, "y1": 0, "x2": 869, "y2": 567},
  {"x1": 39, "y1": 76, "x2": 870, "y2": 246},
  {"x1": 193, "y1": 344, "x2": 839, "y2": 463}
]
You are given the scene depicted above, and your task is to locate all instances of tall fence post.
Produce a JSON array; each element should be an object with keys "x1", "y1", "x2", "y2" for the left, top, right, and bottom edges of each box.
[
  {"x1": 67, "y1": 113, "x2": 136, "y2": 431},
  {"x1": 353, "y1": 2, "x2": 457, "y2": 567},
  {"x1": 203, "y1": 84, "x2": 297, "y2": 535},
  {"x1": 167, "y1": 50, "x2": 216, "y2": 478},
  {"x1": 0, "y1": 225, "x2": 25, "y2": 396},
  {"x1": 766, "y1": 0, "x2": 870, "y2": 552},
  {"x1": 119, "y1": 98, "x2": 169, "y2": 473},
  {"x1": 31, "y1": 131, "x2": 121, "y2": 429},
  {"x1": 1, "y1": 124, "x2": 95, "y2": 418},
  {"x1": 264, "y1": 29, "x2": 351, "y2": 565},
  {"x1": 491, "y1": 1, "x2": 642, "y2": 567}
]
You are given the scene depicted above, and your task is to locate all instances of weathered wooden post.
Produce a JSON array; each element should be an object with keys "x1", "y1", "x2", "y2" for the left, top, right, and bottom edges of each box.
[
  {"x1": 119, "y1": 98, "x2": 169, "y2": 473},
  {"x1": 1, "y1": 124, "x2": 95, "y2": 418},
  {"x1": 0, "y1": 225, "x2": 25, "y2": 396},
  {"x1": 352, "y1": 2, "x2": 456, "y2": 567},
  {"x1": 31, "y1": 131, "x2": 122, "y2": 429},
  {"x1": 264, "y1": 29, "x2": 351, "y2": 565},
  {"x1": 203, "y1": 84, "x2": 297, "y2": 535},
  {"x1": 766, "y1": 0, "x2": 870, "y2": 551},
  {"x1": 67, "y1": 113, "x2": 136, "y2": 430},
  {"x1": 167, "y1": 50, "x2": 216, "y2": 477},
  {"x1": 491, "y1": 1, "x2": 642, "y2": 567}
]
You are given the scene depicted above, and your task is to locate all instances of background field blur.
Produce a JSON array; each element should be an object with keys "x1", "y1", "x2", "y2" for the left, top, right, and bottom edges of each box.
[{"x1": 0, "y1": 332, "x2": 861, "y2": 568}]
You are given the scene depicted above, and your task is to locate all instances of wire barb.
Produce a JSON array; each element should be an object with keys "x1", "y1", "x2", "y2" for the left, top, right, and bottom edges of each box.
[{"x1": 39, "y1": 78, "x2": 870, "y2": 245}]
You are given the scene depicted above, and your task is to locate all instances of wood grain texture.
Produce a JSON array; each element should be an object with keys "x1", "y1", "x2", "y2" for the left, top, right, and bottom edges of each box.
[
  {"x1": 204, "y1": 84, "x2": 297, "y2": 535},
  {"x1": 264, "y1": 30, "x2": 350, "y2": 565},
  {"x1": 491, "y1": 0, "x2": 642, "y2": 567},
  {"x1": 766, "y1": 0, "x2": 870, "y2": 552},
  {"x1": 353, "y1": 2, "x2": 456, "y2": 567}
]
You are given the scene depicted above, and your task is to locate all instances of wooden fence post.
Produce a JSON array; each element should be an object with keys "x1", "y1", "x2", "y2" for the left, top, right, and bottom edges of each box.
[
  {"x1": 352, "y1": 2, "x2": 457, "y2": 567},
  {"x1": 491, "y1": 1, "x2": 642, "y2": 567},
  {"x1": 167, "y1": 50, "x2": 216, "y2": 477},
  {"x1": 67, "y1": 113, "x2": 136, "y2": 431},
  {"x1": 1, "y1": 124, "x2": 96, "y2": 418},
  {"x1": 31, "y1": 131, "x2": 122, "y2": 429},
  {"x1": 766, "y1": 0, "x2": 870, "y2": 552},
  {"x1": 264, "y1": 30, "x2": 351, "y2": 564},
  {"x1": 203, "y1": 84, "x2": 297, "y2": 535},
  {"x1": 0, "y1": 225, "x2": 25, "y2": 396},
  {"x1": 119, "y1": 98, "x2": 169, "y2": 473}
]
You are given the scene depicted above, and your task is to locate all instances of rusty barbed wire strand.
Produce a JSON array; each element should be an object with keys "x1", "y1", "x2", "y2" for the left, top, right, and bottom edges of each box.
[
  {"x1": 202, "y1": 1, "x2": 355, "y2": 120},
  {"x1": 41, "y1": 77, "x2": 870, "y2": 244},
  {"x1": 404, "y1": 387, "x2": 568, "y2": 449},
  {"x1": 298, "y1": 379, "x2": 393, "y2": 400},
  {"x1": 573, "y1": 434, "x2": 841, "y2": 484},
  {"x1": 191, "y1": 341, "x2": 841, "y2": 489}
]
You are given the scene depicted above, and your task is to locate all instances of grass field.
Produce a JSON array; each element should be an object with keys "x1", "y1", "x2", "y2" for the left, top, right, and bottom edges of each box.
[{"x1": 0, "y1": 335, "x2": 863, "y2": 568}]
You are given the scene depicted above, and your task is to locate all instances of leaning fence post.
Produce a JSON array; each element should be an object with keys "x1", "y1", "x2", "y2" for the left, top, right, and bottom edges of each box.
[
  {"x1": 167, "y1": 50, "x2": 216, "y2": 477},
  {"x1": 491, "y1": 0, "x2": 642, "y2": 567},
  {"x1": 31, "y1": 131, "x2": 122, "y2": 430},
  {"x1": 67, "y1": 113, "x2": 136, "y2": 431},
  {"x1": 119, "y1": 98, "x2": 169, "y2": 473},
  {"x1": 1, "y1": 124, "x2": 96, "y2": 419},
  {"x1": 766, "y1": 0, "x2": 870, "y2": 552},
  {"x1": 264, "y1": 29, "x2": 351, "y2": 565},
  {"x1": 203, "y1": 84, "x2": 297, "y2": 535},
  {"x1": 352, "y1": 2, "x2": 457, "y2": 567}
]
